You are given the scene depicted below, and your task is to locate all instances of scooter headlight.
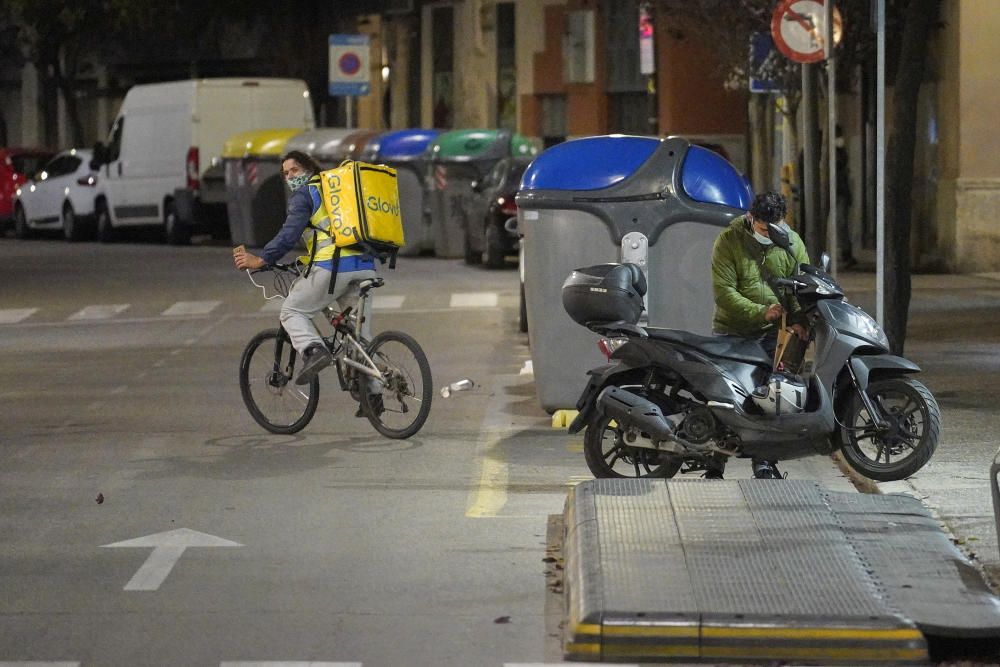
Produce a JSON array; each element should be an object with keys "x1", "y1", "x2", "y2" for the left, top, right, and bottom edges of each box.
[{"x1": 855, "y1": 307, "x2": 890, "y2": 349}]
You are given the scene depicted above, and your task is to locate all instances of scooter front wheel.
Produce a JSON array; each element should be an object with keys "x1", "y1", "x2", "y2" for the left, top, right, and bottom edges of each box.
[
  {"x1": 583, "y1": 412, "x2": 683, "y2": 479},
  {"x1": 839, "y1": 377, "x2": 940, "y2": 481}
]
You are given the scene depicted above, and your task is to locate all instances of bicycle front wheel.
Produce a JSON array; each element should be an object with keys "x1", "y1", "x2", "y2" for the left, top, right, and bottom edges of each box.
[
  {"x1": 361, "y1": 331, "x2": 432, "y2": 439},
  {"x1": 240, "y1": 328, "x2": 319, "y2": 434}
]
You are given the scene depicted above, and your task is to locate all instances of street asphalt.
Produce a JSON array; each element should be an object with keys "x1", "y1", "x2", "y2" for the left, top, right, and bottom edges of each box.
[{"x1": 1, "y1": 235, "x2": 999, "y2": 665}]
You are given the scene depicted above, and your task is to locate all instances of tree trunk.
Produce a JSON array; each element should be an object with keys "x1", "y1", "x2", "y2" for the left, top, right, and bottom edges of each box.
[
  {"x1": 884, "y1": 0, "x2": 938, "y2": 355},
  {"x1": 748, "y1": 94, "x2": 770, "y2": 193},
  {"x1": 57, "y1": 44, "x2": 86, "y2": 147}
]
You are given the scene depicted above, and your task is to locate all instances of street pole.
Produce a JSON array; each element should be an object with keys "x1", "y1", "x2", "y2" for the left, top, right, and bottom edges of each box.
[
  {"x1": 802, "y1": 63, "x2": 818, "y2": 256},
  {"x1": 876, "y1": 0, "x2": 886, "y2": 326},
  {"x1": 826, "y1": 0, "x2": 838, "y2": 275}
]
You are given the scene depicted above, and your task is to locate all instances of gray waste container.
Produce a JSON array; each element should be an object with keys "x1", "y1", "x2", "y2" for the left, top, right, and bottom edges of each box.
[
  {"x1": 283, "y1": 128, "x2": 354, "y2": 170},
  {"x1": 515, "y1": 135, "x2": 753, "y2": 413},
  {"x1": 359, "y1": 129, "x2": 440, "y2": 256},
  {"x1": 222, "y1": 128, "x2": 303, "y2": 247},
  {"x1": 426, "y1": 129, "x2": 538, "y2": 258}
]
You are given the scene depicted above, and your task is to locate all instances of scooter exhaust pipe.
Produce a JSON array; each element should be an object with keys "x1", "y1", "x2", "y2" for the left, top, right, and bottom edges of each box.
[{"x1": 596, "y1": 386, "x2": 676, "y2": 443}]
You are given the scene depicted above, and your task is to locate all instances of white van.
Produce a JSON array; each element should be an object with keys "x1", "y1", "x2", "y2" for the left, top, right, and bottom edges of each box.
[{"x1": 92, "y1": 78, "x2": 315, "y2": 244}]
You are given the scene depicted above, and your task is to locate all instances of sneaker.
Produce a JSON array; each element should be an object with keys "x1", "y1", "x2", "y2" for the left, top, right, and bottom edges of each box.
[
  {"x1": 703, "y1": 468, "x2": 725, "y2": 480},
  {"x1": 752, "y1": 460, "x2": 783, "y2": 479},
  {"x1": 295, "y1": 344, "x2": 332, "y2": 385}
]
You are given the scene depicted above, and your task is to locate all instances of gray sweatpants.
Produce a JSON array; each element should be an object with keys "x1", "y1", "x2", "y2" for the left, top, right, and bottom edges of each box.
[{"x1": 280, "y1": 266, "x2": 378, "y2": 354}]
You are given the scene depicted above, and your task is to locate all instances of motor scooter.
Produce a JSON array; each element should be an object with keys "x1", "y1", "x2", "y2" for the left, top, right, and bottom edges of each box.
[{"x1": 564, "y1": 224, "x2": 940, "y2": 481}]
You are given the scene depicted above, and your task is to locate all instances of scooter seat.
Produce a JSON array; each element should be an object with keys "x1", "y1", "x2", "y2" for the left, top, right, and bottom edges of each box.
[{"x1": 645, "y1": 327, "x2": 772, "y2": 366}]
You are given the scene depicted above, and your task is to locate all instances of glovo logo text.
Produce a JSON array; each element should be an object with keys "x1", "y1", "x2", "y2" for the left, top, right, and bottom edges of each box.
[
  {"x1": 366, "y1": 195, "x2": 400, "y2": 218},
  {"x1": 324, "y1": 172, "x2": 354, "y2": 239}
]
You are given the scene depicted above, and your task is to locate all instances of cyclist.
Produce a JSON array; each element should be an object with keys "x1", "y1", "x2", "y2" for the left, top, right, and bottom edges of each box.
[{"x1": 234, "y1": 150, "x2": 378, "y2": 389}]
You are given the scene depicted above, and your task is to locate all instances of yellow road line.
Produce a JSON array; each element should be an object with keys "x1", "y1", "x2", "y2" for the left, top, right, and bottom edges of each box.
[{"x1": 465, "y1": 454, "x2": 509, "y2": 517}]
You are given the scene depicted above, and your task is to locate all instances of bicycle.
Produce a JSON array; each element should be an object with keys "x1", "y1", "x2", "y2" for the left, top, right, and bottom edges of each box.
[{"x1": 238, "y1": 263, "x2": 433, "y2": 438}]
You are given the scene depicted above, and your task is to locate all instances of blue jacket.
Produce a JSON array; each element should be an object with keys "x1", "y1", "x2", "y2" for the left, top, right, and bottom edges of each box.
[{"x1": 260, "y1": 184, "x2": 375, "y2": 272}]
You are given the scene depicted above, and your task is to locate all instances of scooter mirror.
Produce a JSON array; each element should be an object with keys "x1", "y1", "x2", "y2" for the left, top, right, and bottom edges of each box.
[
  {"x1": 767, "y1": 222, "x2": 793, "y2": 254},
  {"x1": 820, "y1": 252, "x2": 831, "y2": 272}
]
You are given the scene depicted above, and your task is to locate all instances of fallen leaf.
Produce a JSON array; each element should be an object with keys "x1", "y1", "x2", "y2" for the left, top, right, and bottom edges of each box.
[
  {"x1": 494, "y1": 616, "x2": 511, "y2": 624},
  {"x1": 96, "y1": 493, "x2": 104, "y2": 505}
]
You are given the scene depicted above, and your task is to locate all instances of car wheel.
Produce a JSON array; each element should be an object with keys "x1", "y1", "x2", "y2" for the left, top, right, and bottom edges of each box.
[
  {"x1": 96, "y1": 201, "x2": 115, "y2": 243},
  {"x1": 13, "y1": 205, "x2": 31, "y2": 240},
  {"x1": 163, "y1": 200, "x2": 191, "y2": 245},
  {"x1": 62, "y1": 202, "x2": 86, "y2": 242},
  {"x1": 484, "y1": 224, "x2": 506, "y2": 268}
]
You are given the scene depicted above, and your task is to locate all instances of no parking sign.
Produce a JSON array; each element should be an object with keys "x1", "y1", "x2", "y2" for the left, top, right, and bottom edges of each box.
[
  {"x1": 770, "y1": 0, "x2": 843, "y2": 64},
  {"x1": 329, "y1": 34, "x2": 371, "y2": 96}
]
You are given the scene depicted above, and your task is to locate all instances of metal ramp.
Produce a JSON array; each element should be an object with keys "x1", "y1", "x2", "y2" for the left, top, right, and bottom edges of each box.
[{"x1": 563, "y1": 479, "x2": 1000, "y2": 663}]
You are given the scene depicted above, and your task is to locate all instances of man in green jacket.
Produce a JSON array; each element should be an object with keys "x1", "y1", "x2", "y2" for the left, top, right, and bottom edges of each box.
[{"x1": 708, "y1": 191, "x2": 810, "y2": 480}]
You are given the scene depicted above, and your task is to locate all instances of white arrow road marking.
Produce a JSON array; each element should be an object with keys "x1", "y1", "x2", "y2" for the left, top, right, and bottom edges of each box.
[
  {"x1": 102, "y1": 528, "x2": 243, "y2": 591},
  {"x1": 161, "y1": 300, "x2": 221, "y2": 316},
  {"x1": 450, "y1": 292, "x2": 498, "y2": 308},
  {"x1": 0, "y1": 308, "x2": 38, "y2": 324},
  {"x1": 68, "y1": 304, "x2": 130, "y2": 321}
]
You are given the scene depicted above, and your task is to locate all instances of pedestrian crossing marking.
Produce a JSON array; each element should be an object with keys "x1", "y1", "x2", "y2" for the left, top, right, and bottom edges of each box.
[
  {"x1": 450, "y1": 292, "x2": 499, "y2": 308},
  {"x1": 0, "y1": 308, "x2": 37, "y2": 324},
  {"x1": 1, "y1": 291, "x2": 506, "y2": 326},
  {"x1": 373, "y1": 295, "x2": 406, "y2": 310},
  {"x1": 161, "y1": 300, "x2": 221, "y2": 317},
  {"x1": 68, "y1": 304, "x2": 130, "y2": 321}
]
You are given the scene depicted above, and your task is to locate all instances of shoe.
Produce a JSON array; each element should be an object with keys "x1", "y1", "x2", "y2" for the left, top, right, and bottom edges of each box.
[
  {"x1": 355, "y1": 393, "x2": 385, "y2": 418},
  {"x1": 703, "y1": 468, "x2": 724, "y2": 480},
  {"x1": 295, "y1": 344, "x2": 332, "y2": 385},
  {"x1": 752, "y1": 460, "x2": 783, "y2": 479}
]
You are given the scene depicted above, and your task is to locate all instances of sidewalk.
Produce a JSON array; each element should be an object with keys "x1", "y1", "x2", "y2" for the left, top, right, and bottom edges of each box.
[{"x1": 833, "y1": 269, "x2": 1000, "y2": 587}]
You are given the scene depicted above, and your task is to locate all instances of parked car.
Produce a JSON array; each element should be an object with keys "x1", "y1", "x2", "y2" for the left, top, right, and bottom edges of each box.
[
  {"x1": 1, "y1": 147, "x2": 55, "y2": 226},
  {"x1": 13, "y1": 149, "x2": 98, "y2": 241},
  {"x1": 464, "y1": 156, "x2": 533, "y2": 268},
  {"x1": 90, "y1": 77, "x2": 315, "y2": 245}
]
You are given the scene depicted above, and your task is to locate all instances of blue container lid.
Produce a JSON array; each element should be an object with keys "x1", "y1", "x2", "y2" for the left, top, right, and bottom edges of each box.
[
  {"x1": 370, "y1": 129, "x2": 441, "y2": 160},
  {"x1": 520, "y1": 135, "x2": 659, "y2": 191},
  {"x1": 680, "y1": 145, "x2": 753, "y2": 210}
]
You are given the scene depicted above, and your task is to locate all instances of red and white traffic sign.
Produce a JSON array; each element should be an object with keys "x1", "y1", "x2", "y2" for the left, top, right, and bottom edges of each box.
[{"x1": 771, "y1": 0, "x2": 843, "y2": 64}]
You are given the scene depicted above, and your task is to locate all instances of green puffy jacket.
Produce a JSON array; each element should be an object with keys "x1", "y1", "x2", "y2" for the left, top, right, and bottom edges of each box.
[{"x1": 711, "y1": 215, "x2": 810, "y2": 337}]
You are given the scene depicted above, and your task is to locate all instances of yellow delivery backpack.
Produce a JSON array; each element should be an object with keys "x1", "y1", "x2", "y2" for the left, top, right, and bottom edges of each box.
[
  {"x1": 315, "y1": 160, "x2": 405, "y2": 293},
  {"x1": 319, "y1": 160, "x2": 405, "y2": 249}
]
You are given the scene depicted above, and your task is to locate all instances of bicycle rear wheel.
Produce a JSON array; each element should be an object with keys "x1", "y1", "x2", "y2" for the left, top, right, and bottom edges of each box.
[
  {"x1": 360, "y1": 331, "x2": 432, "y2": 439},
  {"x1": 240, "y1": 328, "x2": 319, "y2": 434}
]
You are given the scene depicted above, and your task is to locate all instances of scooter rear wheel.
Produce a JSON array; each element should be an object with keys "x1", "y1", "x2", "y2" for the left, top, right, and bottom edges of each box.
[{"x1": 583, "y1": 412, "x2": 683, "y2": 479}]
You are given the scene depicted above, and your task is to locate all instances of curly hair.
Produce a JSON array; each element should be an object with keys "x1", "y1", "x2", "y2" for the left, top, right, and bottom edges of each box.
[
  {"x1": 281, "y1": 150, "x2": 321, "y2": 176},
  {"x1": 749, "y1": 191, "x2": 787, "y2": 224}
]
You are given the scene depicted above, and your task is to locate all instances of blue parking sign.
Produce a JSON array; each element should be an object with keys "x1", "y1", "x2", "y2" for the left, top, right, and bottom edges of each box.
[{"x1": 749, "y1": 32, "x2": 783, "y2": 94}]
